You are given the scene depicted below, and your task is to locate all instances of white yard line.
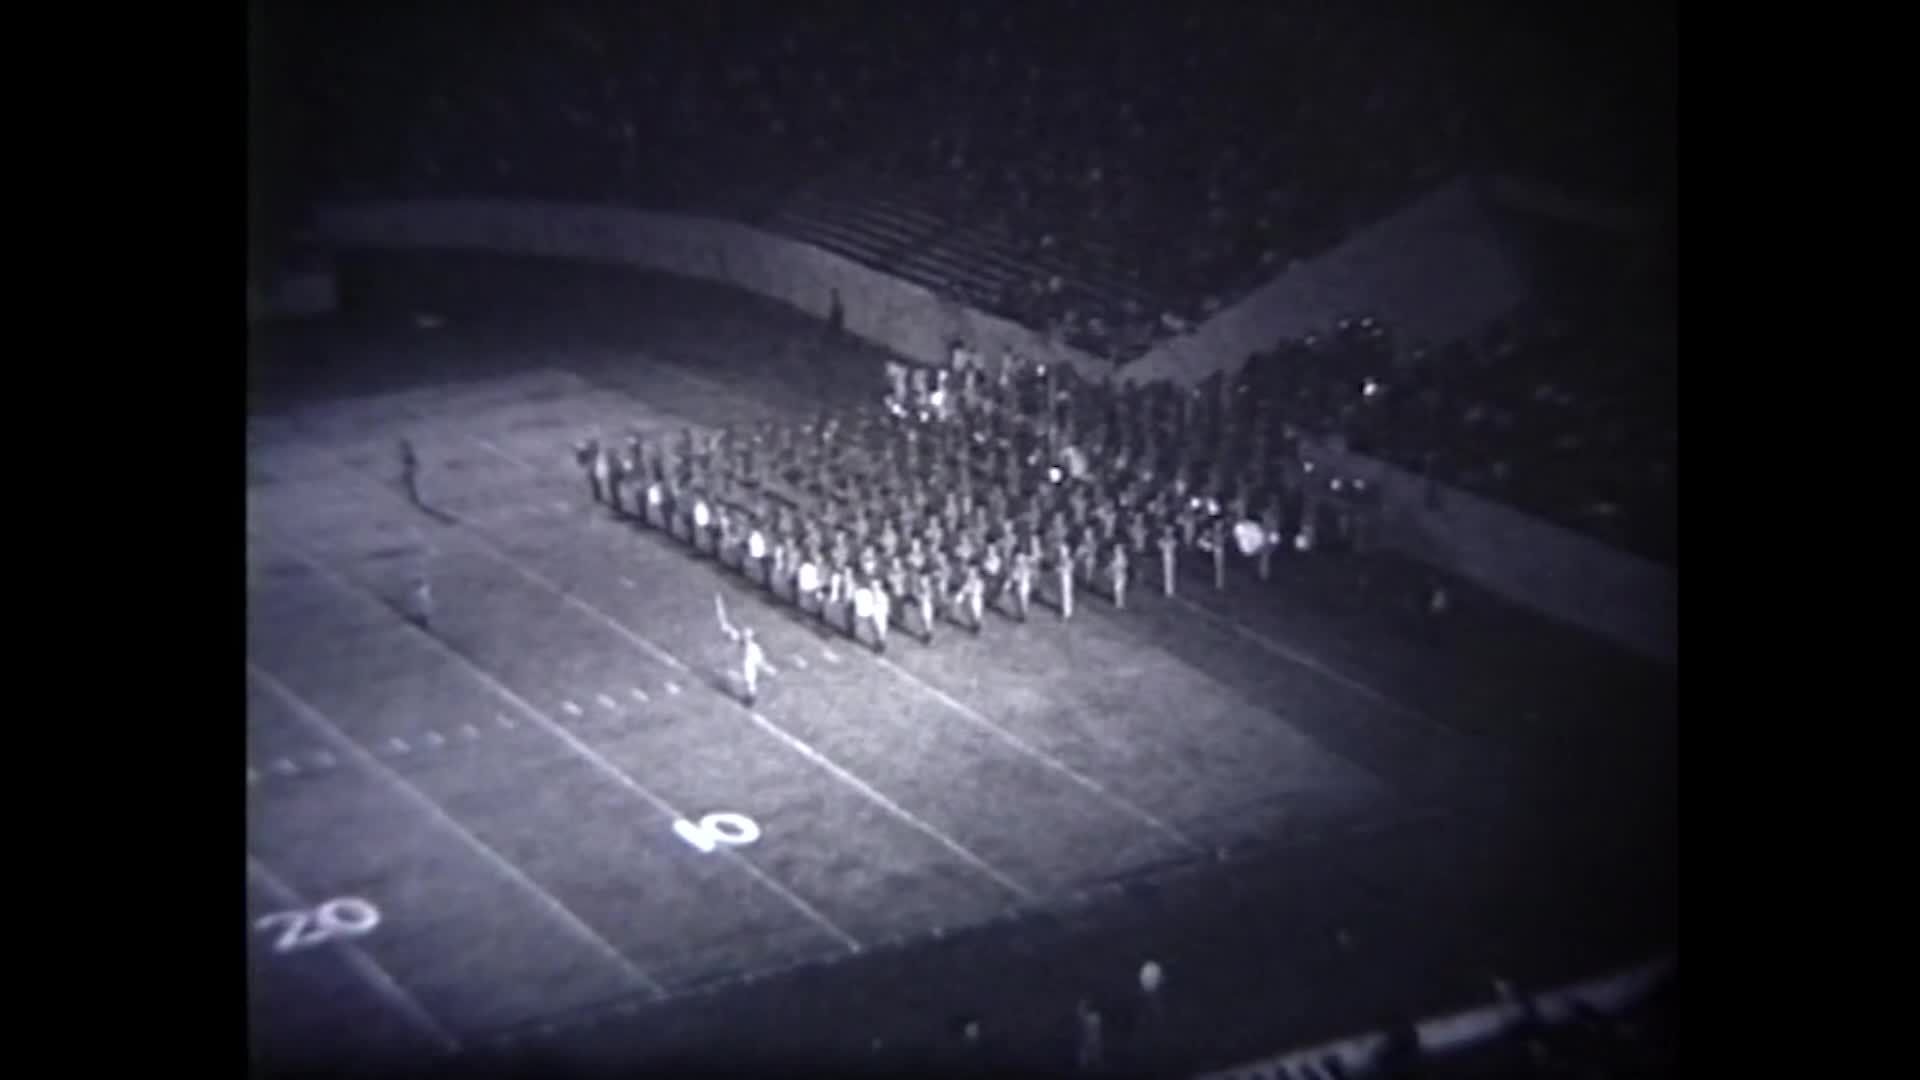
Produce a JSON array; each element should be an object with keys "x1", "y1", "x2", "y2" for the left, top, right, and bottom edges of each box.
[
  {"x1": 474, "y1": 437, "x2": 537, "y2": 472},
  {"x1": 643, "y1": 360, "x2": 785, "y2": 423},
  {"x1": 261, "y1": 537, "x2": 861, "y2": 956},
  {"x1": 448, "y1": 376, "x2": 1398, "y2": 838},
  {"x1": 747, "y1": 710, "x2": 1034, "y2": 903},
  {"x1": 479, "y1": 807, "x2": 1268, "y2": 1049},
  {"x1": 451, "y1": 520, "x2": 1034, "y2": 906},
  {"x1": 870, "y1": 653, "x2": 1201, "y2": 855},
  {"x1": 560, "y1": 360, "x2": 1436, "y2": 735},
  {"x1": 247, "y1": 853, "x2": 463, "y2": 1056},
  {"x1": 1169, "y1": 593, "x2": 1434, "y2": 726},
  {"x1": 463, "y1": 434, "x2": 553, "y2": 475},
  {"x1": 247, "y1": 663, "x2": 662, "y2": 995},
  {"x1": 463, "y1": 419, "x2": 1196, "y2": 858},
  {"x1": 289, "y1": 395, "x2": 1054, "y2": 910}
]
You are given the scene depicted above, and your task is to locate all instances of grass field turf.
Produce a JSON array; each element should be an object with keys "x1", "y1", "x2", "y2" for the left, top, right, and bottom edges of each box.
[{"x1": 245, "y1": 258, "x2": 1675, "y2": 1076}]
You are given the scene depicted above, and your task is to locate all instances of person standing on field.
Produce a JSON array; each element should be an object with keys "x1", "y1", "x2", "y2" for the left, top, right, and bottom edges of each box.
[
  {"x1": 399, "y1": 438, "x2": 422, "y2": 507},
  {"x1": 716, "y1": 595, "x2": 778, "y2": 706}
]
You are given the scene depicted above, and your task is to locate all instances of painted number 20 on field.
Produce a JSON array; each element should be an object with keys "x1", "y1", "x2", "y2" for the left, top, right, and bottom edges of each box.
[{"x1": 254, "y1": 898, "x2": 382, "y2": 954}]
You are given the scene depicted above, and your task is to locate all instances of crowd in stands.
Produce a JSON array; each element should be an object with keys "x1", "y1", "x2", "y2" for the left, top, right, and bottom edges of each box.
[
  {"x1": 1235, "y1": 304, "x2": 1674, "y2": 563},
  {"x1": 276, "y1": 4, "x2": 1661, "y2": 355},
  {"x1": 849, "y1": 4, "x2": 1480, "y2": 347},
  {"x1": 267, "y1": 3, "x2": 1672, "y2": 561}
]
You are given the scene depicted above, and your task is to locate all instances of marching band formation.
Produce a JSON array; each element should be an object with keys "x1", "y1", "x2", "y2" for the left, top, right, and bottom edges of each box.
[{"x1": 572, "y1": 348, "x2": 1385, "y2": 702}]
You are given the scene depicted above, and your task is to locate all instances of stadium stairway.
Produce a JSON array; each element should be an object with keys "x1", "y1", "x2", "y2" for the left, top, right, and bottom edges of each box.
[
  {"x1": 764, "y1": 168, "x2": 1182, "y2": 362},
  {"x1": 763, "y1": 170, "x2": 952, "y2": 275},
  {"x1": 895, "y1": 219, "x2": 1162, "y2": 327}
]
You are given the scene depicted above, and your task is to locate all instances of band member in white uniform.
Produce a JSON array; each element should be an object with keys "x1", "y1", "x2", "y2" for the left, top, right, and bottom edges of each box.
[
  {"x1": 592, "y1": 445, "x2": 613, "y2": 508},
  {"x1": 747, "y1": 525, "x2": 769, "y2": 586},
  {"x1": 1158, "y1": 527, "x2": 1179, "y2": 599},
  {"x1": 958, "y1": 563, "x2": 986, "y2": 634},
  {"x1": 692, "y1": 497, "x2": 713, "y2": 555},
  {"x1": 797, "y1": 556, "x2": 821, "y2": 615},
  {"x1": 1010, "y1": 549, "x2": 1035, "y2": 622},
  {"x1": 645, "y1": 480, "x2": 666, "y2": 529},
  {"x1": 855, "y1": 577, "x2": 891, "y2": 652},
  {"x1": 716, "y1": 595, "x2": 778, "y2": 706},
  {"x1": 914, "y1": 566, "x2": 939, "y2": 644},
  {"x1": 1054, "y1": 539, "x2": 1074, "y2": 620},
  {"x1": 1211, "y1": 517, "x2": 1229, "y2": 591}
]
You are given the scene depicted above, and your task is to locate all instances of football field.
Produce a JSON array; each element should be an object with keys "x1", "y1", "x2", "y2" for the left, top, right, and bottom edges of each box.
[{"x1": 245, "y1": 265, "x2": 1675, "y2": 1075}]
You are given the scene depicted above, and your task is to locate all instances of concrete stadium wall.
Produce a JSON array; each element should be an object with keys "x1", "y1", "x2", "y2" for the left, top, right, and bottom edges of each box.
[
  {"x1": 1485, "y1": 174, "x2": 1649, "y2": 234},
  {"x1": 310, "y1": 200, "x2": 1106, "y2": 379},
  {"x1": 248, "y1": 268, "x2": 339, "y2": 324},
  {"x1": 1195, "y1": 954, "x2": 1674, "y2": 1080},
  {"x1": 1295, "y1": 440, "x2": 1676, "y2": 666},
  {"x1": 307, "y1": 199, "x2": 1674, "y2": 667}
]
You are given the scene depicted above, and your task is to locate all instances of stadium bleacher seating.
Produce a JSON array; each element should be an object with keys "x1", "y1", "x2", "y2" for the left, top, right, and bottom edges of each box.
[
  {"x1": 282, "y1": 3, "x2": 1671, "y2": 561},
  {"x1": 1243, "y1": 300, "x2": 1674, "y2": 564},
  {"x1": 289, "y1": 6, "x2": 1652, "y2": 352}
]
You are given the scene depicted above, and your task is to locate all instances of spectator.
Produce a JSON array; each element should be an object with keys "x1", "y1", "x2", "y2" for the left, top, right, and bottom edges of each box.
[{"x1": 1075, "y1": 997, "x2": 1104, "y2": 1072}]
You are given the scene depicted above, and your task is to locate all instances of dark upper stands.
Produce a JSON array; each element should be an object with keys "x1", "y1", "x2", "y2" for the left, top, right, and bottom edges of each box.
[
  {"x1": 749, "y1": 4, "x2": 1494, "y2": 359},
  {"x1": 1242, "y1": 297, "x2": 1675, "y2": 564},
  {"x1": 276, "y1": 4, "x2": 1662, "y2": 356},
  {"x1": 267, "y1": 3, "x2": 1673, "y2": 564}
]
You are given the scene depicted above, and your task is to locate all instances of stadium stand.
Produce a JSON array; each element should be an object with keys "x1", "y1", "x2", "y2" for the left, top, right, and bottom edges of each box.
[
  {"x1": 276, "y1": 1, "x2": 1672, "y2": 565},
  {"x1": 282, "y1": 5, "x2": 1661, "y2": 361},
  {"x1": 1237, "y1": 301, "x2": 1674, "y2": 564}
]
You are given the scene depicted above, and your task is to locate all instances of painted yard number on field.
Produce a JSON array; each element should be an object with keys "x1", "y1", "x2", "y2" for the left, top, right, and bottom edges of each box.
[
  {"x1": 254, "y1": 898, "x2": 382, "y2": 954},
  {"x1": 672, "y1": 812, "x2": 761, "y2": 854}
]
